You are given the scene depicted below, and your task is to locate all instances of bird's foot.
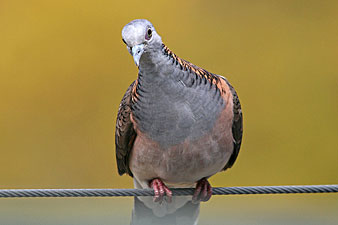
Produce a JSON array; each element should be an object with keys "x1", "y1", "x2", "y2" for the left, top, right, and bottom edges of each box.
[
  {"x1": 192, "y1": 178, "x2": 212, "y2": 203},
  {"x1": 149, "y1": 178, "x2": 172, "y2": 203}
]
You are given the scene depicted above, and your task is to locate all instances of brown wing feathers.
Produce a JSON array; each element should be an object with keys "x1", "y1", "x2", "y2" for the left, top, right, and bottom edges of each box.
[
  {"x1": 115, "y1": 81, "x2": 136, "y2": 176},
  {"x1": 222, "y1": 78, "x2": 243, "y2": 170}
]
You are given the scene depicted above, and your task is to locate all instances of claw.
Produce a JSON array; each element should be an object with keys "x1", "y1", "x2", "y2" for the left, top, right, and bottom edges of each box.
[
  {"x1": 150, "y1": 178, "x2": 172, "y2": 203},
  {"x1": 192, "y1": 178, "x2": 212, "y2": 203}
]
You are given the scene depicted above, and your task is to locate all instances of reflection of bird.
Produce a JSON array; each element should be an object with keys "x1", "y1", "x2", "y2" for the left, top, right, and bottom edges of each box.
[{"x1": 115, "y1": 19, "x2": 242, "y2": 219}]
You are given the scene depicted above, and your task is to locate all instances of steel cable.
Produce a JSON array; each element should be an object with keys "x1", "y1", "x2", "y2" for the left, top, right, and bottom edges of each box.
[{"x1": 0, "y1": 185, "x2": 337, "y2": 198}]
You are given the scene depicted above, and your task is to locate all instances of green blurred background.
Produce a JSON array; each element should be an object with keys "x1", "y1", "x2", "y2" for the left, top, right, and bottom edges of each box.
[{"x1": 1, "y1": 0, "x2": 337, "y2": 224}]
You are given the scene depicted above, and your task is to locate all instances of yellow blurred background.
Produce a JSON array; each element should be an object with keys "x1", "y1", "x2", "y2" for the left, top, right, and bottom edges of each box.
[{"x1": 1, "y1": 0, "x2": 338, "y2": 224}]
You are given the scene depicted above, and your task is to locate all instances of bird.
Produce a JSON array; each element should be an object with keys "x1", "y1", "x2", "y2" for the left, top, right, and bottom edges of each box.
[{"x1": 115, "y1": 19, "x2": 243, "y2": 206}]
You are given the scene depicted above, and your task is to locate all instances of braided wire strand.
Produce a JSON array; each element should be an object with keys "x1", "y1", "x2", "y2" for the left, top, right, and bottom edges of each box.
[{"x1": 0, "y1": 185, "x2": 337, "y2": 198}]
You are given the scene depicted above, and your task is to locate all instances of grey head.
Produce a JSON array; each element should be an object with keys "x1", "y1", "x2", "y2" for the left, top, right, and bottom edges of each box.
[{"x1": 122, "y1": 19, "x2": 162, "y2": 66}]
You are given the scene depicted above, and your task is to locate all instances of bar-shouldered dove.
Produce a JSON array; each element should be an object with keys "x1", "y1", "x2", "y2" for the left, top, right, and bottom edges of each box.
[{"x1": 115, "y1": 19, "x2": 243, "y2": 204}]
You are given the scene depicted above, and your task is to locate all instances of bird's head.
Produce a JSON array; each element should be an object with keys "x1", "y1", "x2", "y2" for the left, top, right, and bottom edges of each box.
[{"x1": 122, "y1": 19, "x2": 162, "y2": 67}]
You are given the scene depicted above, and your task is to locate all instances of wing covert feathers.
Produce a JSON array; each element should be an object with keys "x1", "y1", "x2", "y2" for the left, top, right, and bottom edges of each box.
[
  {"x1": 221, "y1": 78, "x2": 243, "y2": 170},
  {"x1": 115, "y1": 81, "x2": 136, "y2": 176}
]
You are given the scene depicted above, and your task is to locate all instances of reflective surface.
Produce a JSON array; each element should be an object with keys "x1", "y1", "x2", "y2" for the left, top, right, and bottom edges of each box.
[{"x1": 0, "y1": 195, "x2": 337, "y2": 225}]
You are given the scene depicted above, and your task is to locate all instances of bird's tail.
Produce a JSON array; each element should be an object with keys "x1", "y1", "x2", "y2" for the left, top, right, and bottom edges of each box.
[{"x1": 130, "y1": 196, "x2": 200, "y2": 225}]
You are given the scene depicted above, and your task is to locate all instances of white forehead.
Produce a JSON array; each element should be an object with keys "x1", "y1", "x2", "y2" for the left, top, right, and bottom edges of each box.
[{"x1": 122, "y1": 19, "x2": 154, "y2": 46}]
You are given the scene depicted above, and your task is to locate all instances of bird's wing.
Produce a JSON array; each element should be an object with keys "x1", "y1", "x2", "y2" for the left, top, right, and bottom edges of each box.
[
  {"x1": 219, "y1": 77, "x2": 243, "y2": 170},
  {"x1": 115, "y1": 81, "x2": 137, "y2": 176}
]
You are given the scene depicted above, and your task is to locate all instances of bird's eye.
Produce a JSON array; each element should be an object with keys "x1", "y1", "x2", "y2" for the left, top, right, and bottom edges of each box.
[{"x1": 145, "y1": 28, "x2": 152, "y2": 40}]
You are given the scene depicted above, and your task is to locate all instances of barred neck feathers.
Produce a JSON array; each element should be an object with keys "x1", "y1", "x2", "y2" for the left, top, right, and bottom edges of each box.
[
  {"x1": 134, "y1": 44, "x2": 225, "y2": 107},
  {"x1": 160, "y1": 44, "x2": 221, "y2": 86},
  {"x1": 138, "y1": 43, "x2": 221, "y2": 87}
]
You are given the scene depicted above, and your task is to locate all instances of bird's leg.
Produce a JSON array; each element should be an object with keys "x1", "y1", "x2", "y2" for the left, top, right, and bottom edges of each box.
[
  {"x1": 149, "y1": 178, "x2": 172, "y2": 203},
  {"x1": 192, "y1": 178, "x2": 212, "y2": 203}
]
